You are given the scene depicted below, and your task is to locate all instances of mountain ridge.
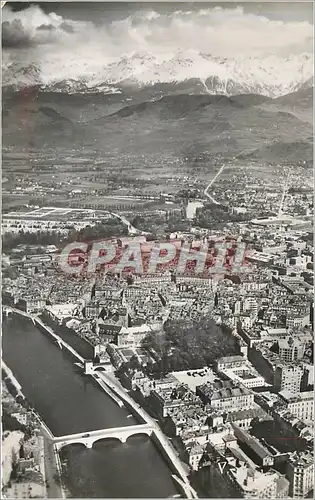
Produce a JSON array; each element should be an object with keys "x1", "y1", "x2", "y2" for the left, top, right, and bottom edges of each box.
[{"x1": 2, "y1": 86, "x2": 312, "y2": 166}]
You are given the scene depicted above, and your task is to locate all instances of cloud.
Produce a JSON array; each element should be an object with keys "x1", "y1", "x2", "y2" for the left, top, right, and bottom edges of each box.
[
  {"x1": 2, "y1": 4, "x2": 313, "y2": 97},
  {"x1": 37, "y1": 24, "x2": 56, "y2": 31},
  {"x1": 2, "y1": 19, "x2": 33, "y2": 47},
  {"x1": 2, "y1": 4, "x2": 64, "y2": 48}
]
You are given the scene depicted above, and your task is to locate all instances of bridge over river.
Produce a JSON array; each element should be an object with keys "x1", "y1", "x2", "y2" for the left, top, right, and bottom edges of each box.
[
  {"x1": 54, "y1": 423, "x2": 153, "y2": 450},
  {"x1": 3, "y1": 307, "x2": 198, "y2": 499}
]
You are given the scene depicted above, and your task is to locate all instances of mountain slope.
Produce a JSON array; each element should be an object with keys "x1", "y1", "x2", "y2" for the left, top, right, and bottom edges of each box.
[
  {"x1": 2, "y1": 89, "x2": 312, "y2": 166},
  {"x1": 237, "y1": 140, "x2": 313, "y2": 165}
]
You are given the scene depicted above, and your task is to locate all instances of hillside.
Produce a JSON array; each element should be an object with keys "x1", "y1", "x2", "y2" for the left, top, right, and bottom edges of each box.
[{"x1": 2, "y1": 88, "x2": 312, "y2": 166}]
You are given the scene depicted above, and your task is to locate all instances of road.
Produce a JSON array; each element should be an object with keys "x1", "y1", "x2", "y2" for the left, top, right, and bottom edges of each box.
[
  {"x1": 98, "y1": 372, "x2": 198, "y2": 499},
  {"x1": 4, "y1": 307, "x2": 197, "y2": 498},
  {"x1": 5, "y1": 307, "x2": 85, "y2": 364},
  {"x1": 204, "y1": 164, "x2": 225, "y2": 205},
  {"x1": 41, "y1": 426, "x2": 66, "y2": 499},
  {"x1": 110, "y1": 211, "x2": 149, "y2": 235},
  {"x1": 34, "y1": 317, "x2": 85, "y2": 363},
  {"x1": 3, "y1": 306, "x2": 34, "y2": 320}
]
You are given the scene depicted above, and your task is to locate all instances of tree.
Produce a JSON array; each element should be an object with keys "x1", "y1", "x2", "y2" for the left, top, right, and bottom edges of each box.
[
  {"x1": 258, "y1": 309, "x2": 264, "y2": 320},
  {"x1": 128, "y1": 355, "x2": 141, "y2": 371},
  {"x1": 10, "y1": 449, "x2": 19, "y2": 480},
  {"x1": 19, "y1": 445, "x2": 25, "y2": 459},
  {"x1": 131, "y1": 216, "x2": 145, "y2": 228},
  {"x1": 2, "y1": 410, "x2": 25, "y2": 433},
  {"x1": 214, "y1": 293, "x2": 219, "y2": 308},
  {"x1": 126, "y1": 274, "x2": 134, "y2": 286},
  {"x1": 141, "y1": 317, "x2": 240, "y2": 376}
]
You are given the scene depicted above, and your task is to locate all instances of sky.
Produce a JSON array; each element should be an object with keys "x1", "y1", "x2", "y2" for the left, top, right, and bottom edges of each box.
[
  {"x1": 5, "y1": 2, "x2": 314, "y2": 23},
  {"x1": 2, "y1": 1, "x2": 313, "y2": 96}
]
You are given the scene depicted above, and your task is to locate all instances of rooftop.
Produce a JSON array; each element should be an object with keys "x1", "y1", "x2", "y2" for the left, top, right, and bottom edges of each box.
[
  {"x1": 198, "y1": 379, "x2": 251, "y2": 401},
  {"x1": 232, "y1": 424, "x2": 273, "y2": 461},
  {"x1": 227, "y1": 406, "x2": 270, "y2": 423},
  {"x1": 171, "y1": 368, "x2": 216, "y2": 392},
  {"x1": 279, "y1": 390, "x2": 314, "y2": 403},
  {"x1": 278, "y1": 338, "x2": 304, "y2": 350},
  {"x1": 217, "y1": 355, "x2": 245, "y2": 365},
  {"x1": 225, "y1": 448, "x2": 284, "y2": 494},
  {"x1": 290, "y1": 452, "x2": 314, "y2": 468}
]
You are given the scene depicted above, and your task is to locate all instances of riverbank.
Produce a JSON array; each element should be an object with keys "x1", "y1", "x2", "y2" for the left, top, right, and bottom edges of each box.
[
  {"x1": 2, "y1": 431, "x2": 24, "y2": 489},
  {"x1": 39, "y1": 316, "x2": 196, "y2": 496},
  {"x1": 2, "y1": 358, "x2": 66, "y2": 499},
  {"x1": 91, "y1": 373, "x2": 124, "y2": 408},
  {"x1": 3, "y1": 306, "x2": 85, "y2": 363},
  {"x1": 3, "y1": 359, "x2": 55, "y2": 441},
  {"x1": 2, "y1": 361, "x2": 24, "y2": 398},
  {"x1": 3, "y1": 310, "x2": 196, "y2": 498},
  {"x1": 97, "y1": 371, "x2": 197, "y2": 498},
  {"x1": 34, "y1": 317, "x2": 85, "y2": 364}
]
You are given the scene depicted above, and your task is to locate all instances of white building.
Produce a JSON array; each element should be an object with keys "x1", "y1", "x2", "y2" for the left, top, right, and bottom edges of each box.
[
  {"x1": 278, "y1": 337, "x2": 305, "y2": 362},
  {"x1": 278, "y1": 391, "x2": 314, "y2": 423},
  {"x1": 45, "y1": 303, "x2": 78, "y2": 323},
  {"x1": 228, "y1": 464, "x2": 289, "y2": 499},
  {"x1": 117, "y1": 324, "x2": 152, "y2": 347},
  {"x1": 286, "y1": 452, "x2": 314, "y2": 498},
  {"x1": 274, "y1": 364, "x2": 304, "y2": 394},
  {"x1": 217, "y1": 356, "x2": 266, "y2": 389},
  {"x1": 286, "y1": 313, "x2": 311, "y2": 329},
  {"x1": 243, "y1": 297, "x2": 258, "y2": 316},
  {"x1": 11, "y1": 412, "x2": 28, "y2": 426},
  {"x1": 185, "y1": 442, "x2": 204, "y2": 471},
  {"x1": 217, "y1": 355, "x2": 245, "y2": 371},
  {"x1": 239, "y1": 313, "x2": 255, "y2": 329}
]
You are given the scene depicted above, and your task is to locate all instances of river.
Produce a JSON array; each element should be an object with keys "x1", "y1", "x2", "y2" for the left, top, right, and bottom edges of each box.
[{"x1": 2, "y1": 314, "x2": 179, "y2": 498}]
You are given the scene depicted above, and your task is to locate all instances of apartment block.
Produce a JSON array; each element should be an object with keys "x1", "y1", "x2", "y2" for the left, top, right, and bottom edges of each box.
[
  {"x1": 286, "y1": 452, "x2": 314, "y2": 498},
  {"x1": 279, "y1": 390, "x2": 314, "y2": 422},
  {"x1": 274, "y1": 364, "x2": 304, "y2": 394}
]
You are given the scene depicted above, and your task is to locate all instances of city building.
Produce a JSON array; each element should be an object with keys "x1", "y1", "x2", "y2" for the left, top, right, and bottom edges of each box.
[
  {"x1": 278, "y1": 337, "x2": 305, "y2": 362},
  {"x1": 243, "y1": 297, "x2": 259, "y2": 317},
  {"x1": 248, "y1": 344, "x2": 278, "y2": 384},
  {"x1": 208, "y1": 438, "x2": 289, "y2": 499},
  {"x1": 232, "y1": 424, "x2": 274, "y2": 468},
  {"x1": 286, "y1": 452, "x2": 314, "y2": 498},
  {"x1": 16, "y1": 296, "x2": 46, "y2": 315},
  {"x1": 278, "y1": 390, "x2": 314, "y2": 423},
  {"x1": 217, "y1": 355, "x2": 245, "y2": 371},
  {"x1": 301, "y1": 362, "x2": 314, "y2": 390},
  {"x1": 274, "y1": 364, "x2": 304, "y2": 394},
  {"x1": 184, "y1": 442, "x2": 205, "y2": 471},
  {"x1": 217, "y1": 356, "x2": 266, "y2": 389},
  {"x1": 286, "y1": 312, "x2": 311, "y2": 329},
  {"x1": 225, "y1": 407, "x2": 270, "y2": 429},
  {"x1": 116, "y1": 324, "x2": 151, "y2": 348},
  {"x1": 229, "y1": 465, "x2": 289, "y2": 499},
  {"x1": 196, "y1": 380, "x2": 255, "y2": 411},
  {"x1": 11, "y1": 412, "x2": 29, "y2": 426}
]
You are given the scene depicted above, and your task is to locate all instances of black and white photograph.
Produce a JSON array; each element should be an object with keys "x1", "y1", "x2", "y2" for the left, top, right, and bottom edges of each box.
[{"x1": 1, "y1": 1, "x2": 314, "y2": 498}]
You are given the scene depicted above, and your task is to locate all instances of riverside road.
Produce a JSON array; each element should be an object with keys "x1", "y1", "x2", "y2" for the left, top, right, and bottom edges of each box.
[{"x1": 2, "y1": 313, "x2": 185, "y2": 498}]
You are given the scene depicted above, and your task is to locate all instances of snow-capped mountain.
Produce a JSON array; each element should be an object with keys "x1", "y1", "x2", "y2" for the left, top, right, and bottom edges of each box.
[{"x1": 2, "y1": 5, "x2": 313, "y2": 98}]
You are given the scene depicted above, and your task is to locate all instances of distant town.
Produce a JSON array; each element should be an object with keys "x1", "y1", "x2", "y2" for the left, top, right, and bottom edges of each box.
[
  {"x1": 2, "y1": 155, "x2": 314, "y2": 499},
  {"x1": 2, "y1": 0, "x2": 314, "y2": 497}
]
